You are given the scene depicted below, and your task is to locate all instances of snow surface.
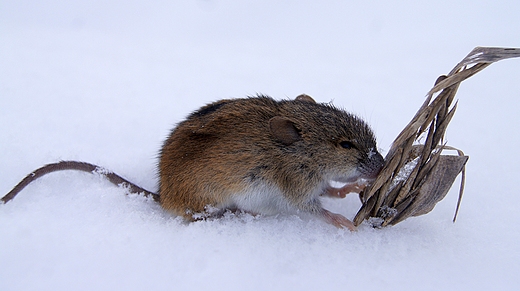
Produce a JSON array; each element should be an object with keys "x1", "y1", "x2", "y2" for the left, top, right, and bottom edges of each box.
[{"x1": 1, "y1": 1, "x2": 520, "y2": 290}]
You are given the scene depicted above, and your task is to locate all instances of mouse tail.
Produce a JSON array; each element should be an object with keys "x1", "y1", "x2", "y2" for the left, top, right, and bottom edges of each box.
[{"x1": 2, "y1": 161, "x2": 159, "y2": 204}]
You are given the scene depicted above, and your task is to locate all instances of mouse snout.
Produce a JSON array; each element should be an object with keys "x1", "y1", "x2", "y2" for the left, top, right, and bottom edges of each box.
[{"x1": 359, "y1": 150, "x2": 385, "y2": 179}]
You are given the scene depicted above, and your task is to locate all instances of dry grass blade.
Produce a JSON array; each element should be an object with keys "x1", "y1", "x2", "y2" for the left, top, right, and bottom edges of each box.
[{"x1": 354, "y1": 47, "x2": 520, "y2": 227}]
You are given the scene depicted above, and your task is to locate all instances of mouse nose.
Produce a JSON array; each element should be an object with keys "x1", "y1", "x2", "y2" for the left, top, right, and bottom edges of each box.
[{"x1": 360, "y1": 151, "x2": 385, "y2": 179}]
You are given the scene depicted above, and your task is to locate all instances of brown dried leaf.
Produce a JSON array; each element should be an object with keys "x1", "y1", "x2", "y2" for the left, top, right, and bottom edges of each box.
[{"x1": 354, "y1": 47, "x2": 520, "y2": 227}]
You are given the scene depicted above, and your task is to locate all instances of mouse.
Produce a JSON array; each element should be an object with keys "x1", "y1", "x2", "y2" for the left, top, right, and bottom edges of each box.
[{"x1": 2, "y1": 94, "x2": 384, "y2": 231}]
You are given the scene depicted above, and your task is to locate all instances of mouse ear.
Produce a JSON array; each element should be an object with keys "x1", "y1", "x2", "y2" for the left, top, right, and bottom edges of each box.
[
  {"x1": 269, "y1": 116, "x2": 301, "y2": 145},
  {"x1": 295, "y1": 94, "x2": 316, "y2": 103}
]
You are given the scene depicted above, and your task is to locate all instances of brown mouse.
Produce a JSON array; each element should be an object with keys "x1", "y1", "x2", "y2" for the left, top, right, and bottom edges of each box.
[{"x1": 2, "y1": 94, "x2": 384, "y2": 231}]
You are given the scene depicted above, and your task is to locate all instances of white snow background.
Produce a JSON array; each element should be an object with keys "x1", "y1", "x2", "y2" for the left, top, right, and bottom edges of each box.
[{"x1": 1, "y1": 1, "x2": 519, "y2": 290}]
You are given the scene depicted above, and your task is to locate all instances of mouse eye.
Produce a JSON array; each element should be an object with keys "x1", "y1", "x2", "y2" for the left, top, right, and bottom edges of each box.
[{"x1": 339, "y1": 141, "x2": 356, "y2": 150}]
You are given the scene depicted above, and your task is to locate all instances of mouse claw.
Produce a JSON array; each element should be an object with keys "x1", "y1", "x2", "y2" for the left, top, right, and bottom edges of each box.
[
  {"x1": 324, "y1": 182, "x2": 367, "y2": 198},
  {"x1": 322, "y1": 209, "x2": 357, "y2": 231}
]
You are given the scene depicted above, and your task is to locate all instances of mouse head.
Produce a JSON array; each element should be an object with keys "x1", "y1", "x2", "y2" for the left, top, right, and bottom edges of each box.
[{"x1": 270, "y1": 95, "x2": 384, "y2": 184}]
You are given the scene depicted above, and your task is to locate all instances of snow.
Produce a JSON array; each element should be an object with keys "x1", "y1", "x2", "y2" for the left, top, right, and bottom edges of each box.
[{"x1": 1, "y1": 1, "x2": 520, "y2": 290}]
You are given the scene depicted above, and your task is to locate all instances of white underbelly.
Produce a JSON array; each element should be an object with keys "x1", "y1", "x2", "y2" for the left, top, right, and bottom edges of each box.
[{"x1": 227, "y1": 183, "x2": 299, "y2": 215}]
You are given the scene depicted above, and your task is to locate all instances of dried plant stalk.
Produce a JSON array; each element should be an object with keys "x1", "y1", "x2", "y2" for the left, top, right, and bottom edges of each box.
[{"x1": 354, "y1": 47, "x2": 520, "y2": 227}]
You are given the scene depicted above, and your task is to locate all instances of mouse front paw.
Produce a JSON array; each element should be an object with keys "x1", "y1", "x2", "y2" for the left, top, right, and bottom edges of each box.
[{"x1": 323, "y1": 182, "x2": 367, "y2": 198}]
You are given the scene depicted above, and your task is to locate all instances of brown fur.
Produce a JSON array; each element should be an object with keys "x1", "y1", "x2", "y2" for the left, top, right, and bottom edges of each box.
[{"x1": 159, "y1": 95, "x2": 384, "y2": 229}]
